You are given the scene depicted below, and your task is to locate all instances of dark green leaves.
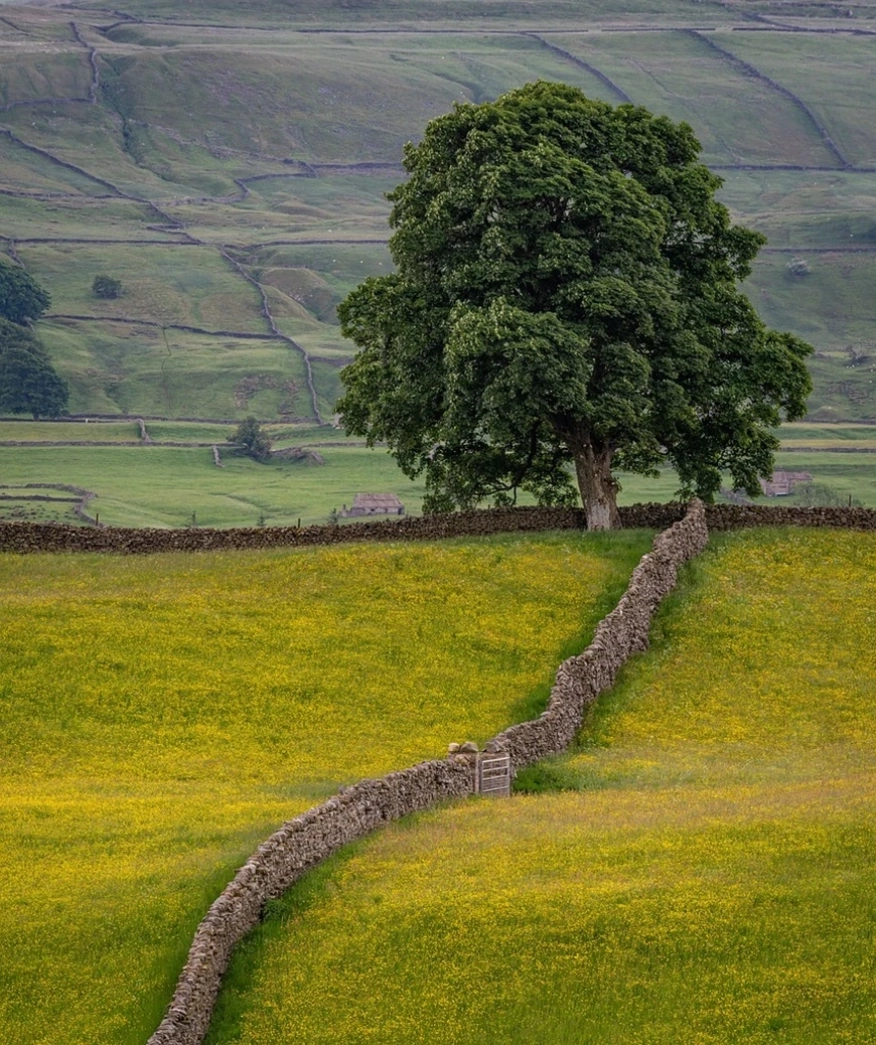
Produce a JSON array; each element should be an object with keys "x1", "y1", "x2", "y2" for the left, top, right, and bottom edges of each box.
[{"x1": 337, "y1": 82, "x2": 813, "y2": 523}]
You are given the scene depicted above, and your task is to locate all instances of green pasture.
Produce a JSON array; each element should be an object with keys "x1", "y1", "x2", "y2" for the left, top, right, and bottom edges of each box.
[
  {"x1": 33, "y1": 320, "x2": 314, "y2": 421},
  {"x1": 0, "y1": 121, "x2": 111, "y2": 196},
  {"x1": 743, "y1": 252, "x2": 876, "y2": 417},
  {"x1": 3, "y1": 13, "x2": 876, "y2": 425},
  {"x1": 779, "y1": 423, "x2": 876, "y2": 449},
  {"x1": 717, "y1": 169, "x2": 876, "y2": 251},
  {"x1": 0, "y1": 193, "x2": 174, "y2": 243},
  {"x1": 556, "y1": 30, "x2": 837, "y2": 168},
  {"x1": 19, "y1": 242, "x2": 265, "y2": 332},
  {"x1": 0, "y1": 440, "x2": 679, "y2": 527},
  {"x1": 0, "y1": 6, "x2": 75, "y2": 39},
  {"x1": 772, "y1": 449, "x2": 876, "y2": 506},
  {"x1": 0, "y1": 528, "x2": 651, "y2": 1045},
  {"x1": 67, "y1": 0, "x2": 736, "y2": 29},
  {"x1": 168, "y1": 172, "x2": 399, "y2": 243},
  {"x1": 1, "y1": 425, "x2": 875, "y2": 527},
  {"x1": 0, "y1": 443, "x2": 424, "y2": 527},
  {"x1": 208, "y1": 528, "x2": 876, "y2": 1045},
  {"x1": 0, "y1": 420, "x2": 140, "y2": 441},
  {"x1": 0, "y1": 51, "x2": 93, "y2": 108},
  {"x1": 727, "y1": 31, "x2": 876, "y2": 169}
]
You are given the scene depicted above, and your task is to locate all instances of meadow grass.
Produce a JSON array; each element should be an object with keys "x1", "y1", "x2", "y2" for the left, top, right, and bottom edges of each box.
[
  {"x1": 206, "y1": 528, "x2": 876, "y2": 1045},
  {"x1": 0, "y1": 529, "x2": 651, "y2": 1045}
]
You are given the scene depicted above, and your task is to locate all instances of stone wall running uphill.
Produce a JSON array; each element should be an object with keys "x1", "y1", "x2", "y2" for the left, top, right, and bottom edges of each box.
[{"x1": 146, "y1": 501, "x2": 709, "y2": 1045}]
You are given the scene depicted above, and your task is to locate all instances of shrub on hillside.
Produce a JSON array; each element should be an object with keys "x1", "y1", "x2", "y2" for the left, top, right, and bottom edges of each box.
[
  {"x1": 92, "y1": 275, "x2": 123, "y2": 300},
  {"x1": 227, "y1": 416, "x2": 273, "y2": 460}
]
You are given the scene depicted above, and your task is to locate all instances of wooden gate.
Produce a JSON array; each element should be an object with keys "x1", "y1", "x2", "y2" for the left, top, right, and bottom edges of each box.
[{"x1": 477, "y1": 751, "x2": 511, "y2": 797}]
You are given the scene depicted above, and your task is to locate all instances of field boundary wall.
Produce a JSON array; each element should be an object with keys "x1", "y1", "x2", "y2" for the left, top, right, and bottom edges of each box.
[
  {"x1": 146, "y1": 501, "x2": 708, "y2": 1045},
  {"x1": 2, "y1": 501, "x2": 876, "y2": 555}
]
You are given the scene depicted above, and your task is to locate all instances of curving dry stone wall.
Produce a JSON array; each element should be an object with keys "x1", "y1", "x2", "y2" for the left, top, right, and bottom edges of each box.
[
  {"x1": 145, "y1": 500, "x2": 708, "y2": 1045},
  {"x1": 148, "y1": 758, "x2": 477, "y2": 1045},
  {"x1": 487, "y1": 498, "x2": 709, "y2": 768}
]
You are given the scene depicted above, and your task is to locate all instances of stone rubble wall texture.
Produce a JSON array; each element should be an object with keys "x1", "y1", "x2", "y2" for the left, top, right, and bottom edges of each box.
[
  {"x1": 145, "y1": 501, "x2": 709, "y2": 1045},
  {"x1": 2, "y1": 502, "x2": 875, "y2": 555},
  {"x1": 148, "y1": 758, "x2": 477, "y2": 1045},
  {"x1": 487, "y1": 498, "x2": 709, "y2": 769}
]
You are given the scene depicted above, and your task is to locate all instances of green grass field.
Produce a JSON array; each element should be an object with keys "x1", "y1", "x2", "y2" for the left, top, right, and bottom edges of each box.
[
  {"x1": 206, "y1": 528, "x2": 876, "y2": 1045},
  {"x1": 0, "y1": 529, "x2": 650, "y2": 1045},
  {"x1": 3, "y1": 418, "x2": 875, "y2": 527}
]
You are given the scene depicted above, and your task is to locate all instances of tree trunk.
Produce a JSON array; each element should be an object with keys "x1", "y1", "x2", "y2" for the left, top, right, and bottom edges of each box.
[{"x1": 568, "y1": 436, "x2": 621, "y2": 530}]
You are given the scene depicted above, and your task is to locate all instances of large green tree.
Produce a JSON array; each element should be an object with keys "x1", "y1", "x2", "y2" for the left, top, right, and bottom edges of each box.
[
  {"x1": 337, "y1": 82, "x2": 812, "y2": 528},
  {"x1": 0, "y1": 262, "x2": 50, "y2": 324},
  {"x1": 0, "y1": 318, "x2": 68, "y2": 419}
]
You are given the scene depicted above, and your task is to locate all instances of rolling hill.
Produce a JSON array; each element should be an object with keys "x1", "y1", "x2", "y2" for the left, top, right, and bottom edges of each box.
[{"x1": 2, "y1": 0, "x2": 876, "y2": 428}]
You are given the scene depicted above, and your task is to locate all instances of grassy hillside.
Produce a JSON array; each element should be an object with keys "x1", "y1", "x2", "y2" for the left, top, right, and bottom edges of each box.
[
  {"x1": 0, "y1": 529, "x2": 652, "y2": 1045},
  {"x1": 2, "y1": 0, "x2": 876, "y2": 430},
  {"x1": 206, "y1": 528, "x2": 876, "y2": 1044}
]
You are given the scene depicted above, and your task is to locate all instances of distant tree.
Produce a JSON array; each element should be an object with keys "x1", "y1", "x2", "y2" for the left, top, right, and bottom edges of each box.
[
  {"x1": 92, "y1": 274, "x2": 123, "y2": 300},
  {"x1": 228, "y1": 416, "x2": 273, "y2": 460},
  {"x1": 0, "y1": 318, "x2": 68, "y2": 419},
  {"x1": 0, "y1": 263, "x2": 50, "y2": 324},
  {"x1": 337, "y1": 82, "x2": 813, "y2": 528}
]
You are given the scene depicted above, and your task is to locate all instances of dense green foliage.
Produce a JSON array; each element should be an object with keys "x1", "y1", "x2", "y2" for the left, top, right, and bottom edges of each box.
[
  {"x1": 92, "y1": 274, "x2": 123, "y2": 300},
  {"x1": 0, "y1": 318, "x2": 68, "y2": 419},
  {"x1": 0, "y1": 263, "x2": 50, "y2": 325},
  {"x1": 228, "y1": 416, "x2": 273, "y2": 460},
  {"x1": 338, "y1": 82, "x2": 813, "y2": 527}
]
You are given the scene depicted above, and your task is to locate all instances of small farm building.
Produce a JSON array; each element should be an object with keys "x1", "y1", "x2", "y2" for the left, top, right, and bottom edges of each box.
[
  {"x1": 759, "y1": 471, "x2": 813, "y2": 497},
  {"x1": 340, "y1": 494, "x2": 406, "y2": 517}
]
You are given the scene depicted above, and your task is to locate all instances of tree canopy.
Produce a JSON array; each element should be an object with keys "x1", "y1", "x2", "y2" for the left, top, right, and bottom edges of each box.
[
  {"x1": 0, "y1": 263, "x2": 50, "y2": 324},
  {"x1": 227, "y1": 415, "x2": 273, "y2": 460},
  {"x1": 0, "y1": 318, "x2": 68, "y2": 419},
  {"x1": 337, "y1": 82, "x2": 813, "y2": 528}
]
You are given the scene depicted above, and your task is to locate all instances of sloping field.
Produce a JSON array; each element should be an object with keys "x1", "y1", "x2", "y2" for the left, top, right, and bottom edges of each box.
[
  {"x1": 0, "y1": 529, "x2": 651, "y2": 1045},
  {"x1": 205, "y1": 528, "x2": 876, "y2": 1044},
  {"x1": 553, "y1": 30, "x2": 838, "y2": 168},
  {"x1": 3, "y1": 1, "x2": 876, "y2": 432}
]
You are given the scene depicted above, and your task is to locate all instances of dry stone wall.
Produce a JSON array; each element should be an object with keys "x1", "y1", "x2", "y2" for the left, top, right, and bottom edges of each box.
[
  {"x1": 145, "y1": 501, "x2": 708, "y2": 1045},
  {"x1": 487, "y1": 499, "x2": 708, "y2": 768},
  {"x1": 148, "y1": 759, "x2": 476, "y2": 1045},
  {"x1": 2, "y1": 502, "x2": 874, "y2": 556}
]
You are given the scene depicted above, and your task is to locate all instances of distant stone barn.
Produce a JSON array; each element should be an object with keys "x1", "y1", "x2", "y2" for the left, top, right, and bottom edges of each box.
[
  {"x1": 340, "y1": 493, "x2": 406, "y2": 517},
  {"x1": 759, "y1": 471, "x2": 813, "y2": 497}
]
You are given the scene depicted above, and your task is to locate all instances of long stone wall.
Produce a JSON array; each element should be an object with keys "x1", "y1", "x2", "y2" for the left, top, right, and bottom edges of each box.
[
  {"x1": 3, "y1": 501, "x2": 875, "y2": 555},
  {"x1": 487, "y1": 499, "x2": 708, "y2": 768},
  {"x1": 148, "y1": 759, "x2": 477, "y2": 1045},
  {"x1": 146, "y1": 501, "x2": 709, "y2": 1045}
]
